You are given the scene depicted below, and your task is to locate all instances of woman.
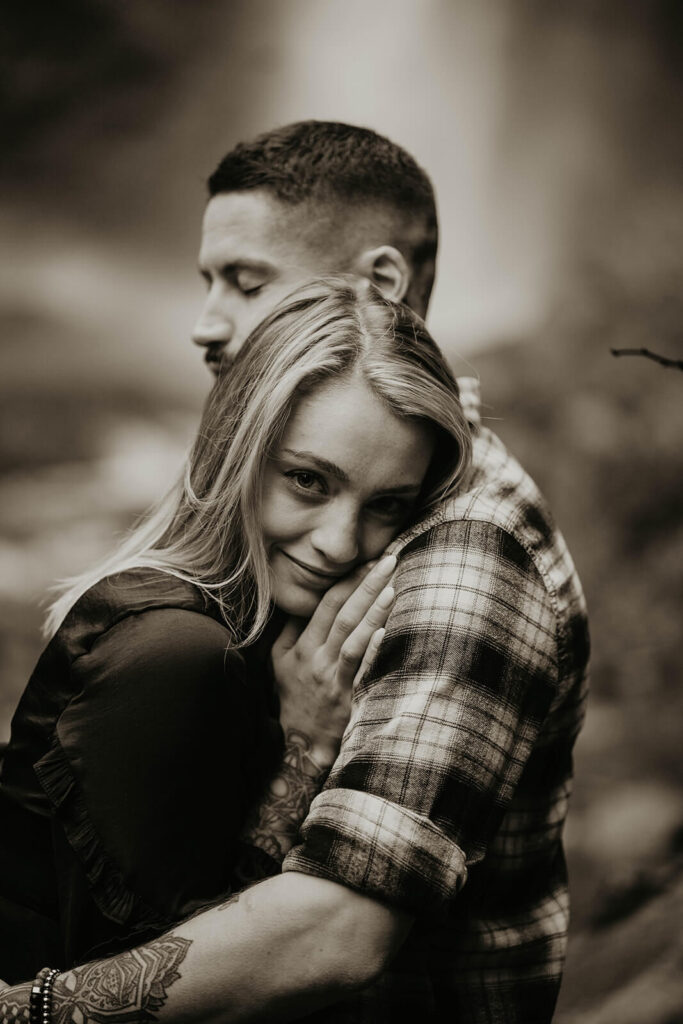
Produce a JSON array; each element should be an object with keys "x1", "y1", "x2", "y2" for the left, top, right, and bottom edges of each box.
[{"x1": 0, "y1": 276, "x2": 472, "y2": 981}]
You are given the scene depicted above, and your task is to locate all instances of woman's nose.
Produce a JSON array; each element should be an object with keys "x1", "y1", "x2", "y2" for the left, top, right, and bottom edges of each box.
[{"x1": 310, "y1": 505, "x2": 361, "y2": 567}]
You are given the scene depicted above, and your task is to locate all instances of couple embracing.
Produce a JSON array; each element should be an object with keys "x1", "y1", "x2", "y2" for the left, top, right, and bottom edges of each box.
[{"x1": 0, "y1": 122, "x2": 589, "y2": 1024}]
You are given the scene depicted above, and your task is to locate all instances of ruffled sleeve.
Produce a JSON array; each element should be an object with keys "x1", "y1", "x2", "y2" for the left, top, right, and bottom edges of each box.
[
  {"x1": 35, "y1": 736, "x2": 165, "y2": 931},
  {"x1": 33, "y1": 601, "x2": 277, "y2": 964}
]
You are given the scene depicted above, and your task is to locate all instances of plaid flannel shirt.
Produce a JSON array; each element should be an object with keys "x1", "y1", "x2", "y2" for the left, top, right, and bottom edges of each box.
[{"x1": 283, "y1": 378, "x2": 590, "y2": 1023}]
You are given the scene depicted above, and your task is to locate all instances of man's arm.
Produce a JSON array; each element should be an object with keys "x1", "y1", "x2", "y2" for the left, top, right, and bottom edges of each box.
[
  {"x1": 0, "y1": 874, "x2": 411, "y2": 1024},
  {"x1": 283, "y1": 517, "x2": 561, "y2": 914},
  {"x1": 0, "y1": 524, "x2": 561, "y2": 1021}
]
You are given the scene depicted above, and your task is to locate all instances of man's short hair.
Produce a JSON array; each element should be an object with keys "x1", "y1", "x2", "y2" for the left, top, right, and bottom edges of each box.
[{"x1": 208, "y1": 121, "x2": 438, "y2": 312}]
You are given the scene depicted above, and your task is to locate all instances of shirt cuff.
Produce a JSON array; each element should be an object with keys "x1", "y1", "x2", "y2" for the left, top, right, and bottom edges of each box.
[{"x1": 282, "y1": 788, "x2": 468, "y2": 915}]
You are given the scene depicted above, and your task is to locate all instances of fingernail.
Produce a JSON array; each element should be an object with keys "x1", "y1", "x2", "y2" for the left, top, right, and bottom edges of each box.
[
  {"x1": 378, "y1": 585, "x2": 395, "y2": 607},
  {"x1": 378, "y1": 554, "x2": 397, "y2": 574}
]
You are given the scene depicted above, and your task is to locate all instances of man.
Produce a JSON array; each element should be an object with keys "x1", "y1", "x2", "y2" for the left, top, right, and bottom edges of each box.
[
  {"x1": 192, "y1": 122, "x2": 436, "y2": 374},
  {"x1": 0, "y1": 122, "x2": 588, "y2": 1023}
]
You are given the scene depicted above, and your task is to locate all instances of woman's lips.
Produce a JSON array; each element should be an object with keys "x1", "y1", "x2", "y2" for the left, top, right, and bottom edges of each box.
[{"x1": 279, "y1": 550, "x2": 348, "y2": 583}]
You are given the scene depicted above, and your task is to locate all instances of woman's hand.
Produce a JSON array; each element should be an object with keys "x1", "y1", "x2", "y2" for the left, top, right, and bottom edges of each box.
[
  {"x1": 271, "y1": 554, "x2": 396, "y2": 767},
  {"x1": 238, "y1": 556, "x2": 395, "y2": 867}
]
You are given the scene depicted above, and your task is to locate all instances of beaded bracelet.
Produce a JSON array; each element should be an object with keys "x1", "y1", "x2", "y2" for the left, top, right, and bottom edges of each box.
[
  {"x1": 29, "y1": 967, "x2": 59, "y2": 1024},
  {"x1": 42, "y1": 969, "x2": 59, "y2": 1024},
  {"x1": 29, "y1": 968, "x2": 50, "y2": 1024}
]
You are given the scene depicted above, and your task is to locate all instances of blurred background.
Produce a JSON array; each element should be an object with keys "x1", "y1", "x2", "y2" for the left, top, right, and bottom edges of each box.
[{"x1": 1, "y1": 1, "x2": 682, "y2": 1018}]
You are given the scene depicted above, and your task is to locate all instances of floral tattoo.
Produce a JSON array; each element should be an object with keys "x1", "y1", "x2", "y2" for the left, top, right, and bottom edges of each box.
[
  {"x1": 0, "y1": 936, "x2": 192, "y2": 1024},
  {"x1": 241, "y1": 728, "x2": 328, "y2": 861}
]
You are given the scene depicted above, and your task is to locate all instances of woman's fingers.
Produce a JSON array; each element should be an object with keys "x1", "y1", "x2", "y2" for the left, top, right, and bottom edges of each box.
[
  {"x1": 270, "y1": 555, "x2": 397, "y2": 767},
  {"x1": 353, "y1": 626, "x2": 386, "y2": 688},
  {"x1": 334, "y1": 574, "x2": 395, "y2": 690},
  {"x1": 325, "y1": 555, "x2": 396, "y2": 658},
  {"x1": 300, "y1": 561, "x2": 378, "y2": 648},
  {"x1": 338, "y1": 587, "x2": 394, "y2": 670}
]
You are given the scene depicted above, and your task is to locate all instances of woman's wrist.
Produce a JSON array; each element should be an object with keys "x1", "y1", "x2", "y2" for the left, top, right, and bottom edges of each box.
[
  {"x1": 240, "y1": 728, "x2": 331, "y2": 863},
  {"x1": 277, "y1": 721, "x2": 339, "y2": 775}
]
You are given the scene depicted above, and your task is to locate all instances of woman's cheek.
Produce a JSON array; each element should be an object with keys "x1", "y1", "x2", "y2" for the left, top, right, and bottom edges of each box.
[
  {"x1": 262, "y1": 487, "x2": 312, "y2": 543},
  {"x1": 363, "y1": 521, "x2": 399, "y2": 561}
]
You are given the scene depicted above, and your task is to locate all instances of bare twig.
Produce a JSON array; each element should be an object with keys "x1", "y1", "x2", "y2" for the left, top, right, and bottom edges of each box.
[{"x1": 610, "y1": 347, "x2": 683, "y2": 371}]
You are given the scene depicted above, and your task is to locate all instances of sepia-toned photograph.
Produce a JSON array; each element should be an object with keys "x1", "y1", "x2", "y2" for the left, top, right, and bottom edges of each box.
[{"x1": 1, "y1": 3, "x2": 681, "y2": 1022}]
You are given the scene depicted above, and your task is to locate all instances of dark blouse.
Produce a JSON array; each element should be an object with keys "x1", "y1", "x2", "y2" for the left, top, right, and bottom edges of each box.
[{"x1": 0, "y1": 569, "x2": 282, "y2": 981}]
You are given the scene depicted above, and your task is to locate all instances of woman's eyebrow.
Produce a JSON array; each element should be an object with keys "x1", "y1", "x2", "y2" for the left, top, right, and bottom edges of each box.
[
  {"x1": 280, "y1": 449, "x2": 349, "y2": 483},
  {"x1": 375, "y1": 483, "x2": 423, "y2": 495},
  {"x1": 280, "y1": 450, "x2": 423, "y2": 493}
]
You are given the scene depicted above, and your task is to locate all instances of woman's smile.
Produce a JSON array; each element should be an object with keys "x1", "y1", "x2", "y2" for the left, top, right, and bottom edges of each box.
[{"x1": 277, "y1": 549, "x2": 349, "y2": 583}]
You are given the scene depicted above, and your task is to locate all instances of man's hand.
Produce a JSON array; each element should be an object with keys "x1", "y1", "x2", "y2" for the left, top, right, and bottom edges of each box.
[{"x1": 271, "y1": 554, "x2": 395, "y2": 766}]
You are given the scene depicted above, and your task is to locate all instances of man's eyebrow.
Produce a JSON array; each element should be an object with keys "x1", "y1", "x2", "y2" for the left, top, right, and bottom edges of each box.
[{"x1": 197, "y1": 258, "x2": 274, "y2": 276}]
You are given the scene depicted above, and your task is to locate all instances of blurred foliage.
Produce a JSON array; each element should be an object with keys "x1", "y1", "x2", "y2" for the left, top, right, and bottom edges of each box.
[
  {"x1": 1, "y1": 0, "x2": 159, "y2": 150},
  {"x1": 472, "y1": 282, "x2": 683, "y2": 1022},
  {"x1": 0, "y1": 0, "x2": 226, "y2": 162}
]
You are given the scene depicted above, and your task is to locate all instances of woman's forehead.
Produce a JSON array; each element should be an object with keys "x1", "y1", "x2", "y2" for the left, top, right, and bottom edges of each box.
[{"x1": 279, "y1": 376, "x2": 434, "y2": 491}]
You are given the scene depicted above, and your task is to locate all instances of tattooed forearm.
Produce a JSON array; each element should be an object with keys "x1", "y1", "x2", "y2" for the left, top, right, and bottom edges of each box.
[
  {"x1": 240, "y1": 728, "x2": 328, "y2": 861},
  {"x1": 0, "y1": 734, "x2": 328, "y2": 1022},
  {"x1": 0, "y1": 938, "x2": 190, "y2": 1024},
  {"x1": 0, "y1": 935, "x2": 193, "y2": 1024},
  {"x1": 1, "y1": 982, "x2": 31, "y2": 1024}
]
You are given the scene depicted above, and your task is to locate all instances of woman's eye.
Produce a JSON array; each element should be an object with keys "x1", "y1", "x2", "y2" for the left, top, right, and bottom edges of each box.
[
  {"x1": 368, "y1": 497, "x2": 410, "y2": 521},
  {"x1": 286, "y1": 470, "x2": 325, "y2": 494}
]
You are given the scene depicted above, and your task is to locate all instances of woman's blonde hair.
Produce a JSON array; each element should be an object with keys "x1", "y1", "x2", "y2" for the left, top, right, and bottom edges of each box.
[{"x1": 45, "y1": 276, "x2": 472, "y2": 643}]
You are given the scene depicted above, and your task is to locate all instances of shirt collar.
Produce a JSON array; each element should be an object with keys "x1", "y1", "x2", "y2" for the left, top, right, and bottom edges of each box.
[{"x1": 456, "y1": 376, "x2": 481, "y2": 432}]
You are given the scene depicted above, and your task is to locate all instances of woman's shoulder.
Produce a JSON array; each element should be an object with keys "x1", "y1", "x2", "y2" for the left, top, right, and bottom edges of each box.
[{"x1": 54, "y1": 568, "x2": 228, "y2": 664}]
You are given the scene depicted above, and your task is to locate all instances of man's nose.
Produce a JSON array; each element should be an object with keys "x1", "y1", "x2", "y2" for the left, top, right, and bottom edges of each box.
[
  {"x1": 191, "y1": 291, "x2": 233, "y2": 349},
  {"x1": 310, "y1": 505, "x2": 361, "y2": 567}
]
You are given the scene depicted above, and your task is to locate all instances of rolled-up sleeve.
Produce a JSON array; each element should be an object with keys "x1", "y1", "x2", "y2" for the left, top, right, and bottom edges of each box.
[{"x1": 283, "y1": 518, "x2": 560, "y2": 914}]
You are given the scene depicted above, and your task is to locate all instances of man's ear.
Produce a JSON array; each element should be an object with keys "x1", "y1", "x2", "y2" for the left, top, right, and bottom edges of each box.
[{"x1": 353, "y1": 246, "x2": 411, "y2": 304}]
